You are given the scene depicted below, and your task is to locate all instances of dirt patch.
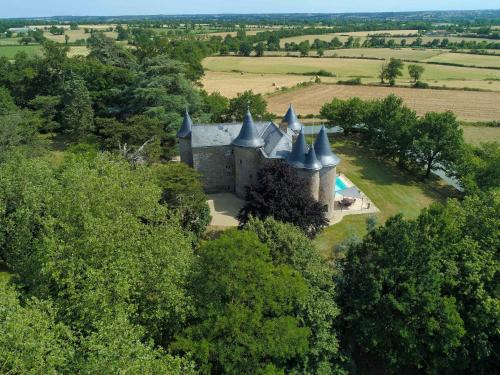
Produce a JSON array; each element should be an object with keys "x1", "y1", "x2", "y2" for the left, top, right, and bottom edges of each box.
[
  {"x1": 207, "y1": 193, "x2": 245, "y2": 227},
  {"x1": 267, "y1": 84, "x2": 500, "y2": 122}
]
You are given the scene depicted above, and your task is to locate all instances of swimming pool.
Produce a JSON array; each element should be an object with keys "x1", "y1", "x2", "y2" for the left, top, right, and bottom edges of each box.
[{"x1": 335, "y1": 176, "x2": 347, "y2": 192}]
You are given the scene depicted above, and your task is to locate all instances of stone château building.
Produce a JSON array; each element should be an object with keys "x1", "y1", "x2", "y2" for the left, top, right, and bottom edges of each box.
[{"x1": 177, "y1": 105, "x2": 340, "y2": 219}]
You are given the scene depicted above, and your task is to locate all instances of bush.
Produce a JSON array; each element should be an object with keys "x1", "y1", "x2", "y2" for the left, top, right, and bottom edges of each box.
[
  {"x1": 413, "y1": 80, "x2": 430, "y2": 88},
  {"x1": 337, "y1": 77, "x2": 362, "y2": 85}
]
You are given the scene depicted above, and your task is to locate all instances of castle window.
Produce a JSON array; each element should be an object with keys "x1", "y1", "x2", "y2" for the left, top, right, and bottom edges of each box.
[{"x1": 240, "y1": 159, "x2": 242, "y2": 165}]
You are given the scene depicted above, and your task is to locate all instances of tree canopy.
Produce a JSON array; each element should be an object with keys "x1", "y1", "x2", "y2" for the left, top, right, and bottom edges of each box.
[{"x1": 239, "y1": 161, "x2": 329, "y2": 238}]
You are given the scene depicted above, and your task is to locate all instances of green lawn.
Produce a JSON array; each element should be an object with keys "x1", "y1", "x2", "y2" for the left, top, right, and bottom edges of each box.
[{"x1": 314, "y1": 138, "x2": 449, "y2": 258}]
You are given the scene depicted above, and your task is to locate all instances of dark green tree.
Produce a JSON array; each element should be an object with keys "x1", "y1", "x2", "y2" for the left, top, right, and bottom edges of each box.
[
  {"x1": 61, "y1": 75, "x2": 94, "y2": 139},
  {"x1": 379, "y1": 58, "x2": 404, "y2": 86},
  {"x1": 171, "y1": 230, "x2": 310, "y2": 374},
  {"x1": 226, "y1": 90, "x2": 269, "y2": 121},
  {"x1": 338, "y1": 194, "x2": 499, "y2": 374},
  {"x1": 239, "y1": 162, "x2": 328, "y2": 238},
  {"x1": 411, "y1": 111, "x2": 464, "y2": 177},
  {"x1": 244, "y1": 217, "x2": 345, "y2": 374},
  {"x1": 320, "y1": 97, "x2": 368, "y2": 135}
]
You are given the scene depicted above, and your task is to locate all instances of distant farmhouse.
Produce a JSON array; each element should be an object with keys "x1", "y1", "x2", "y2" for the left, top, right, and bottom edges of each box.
[
  {"x1": 177, "y1": 106, "x2": 341, "y2": 219},
  {"x1": 7, "y1": 27, "x2": 36, "y2": 35}
]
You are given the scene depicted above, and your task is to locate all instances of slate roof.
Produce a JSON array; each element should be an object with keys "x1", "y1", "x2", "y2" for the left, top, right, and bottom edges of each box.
[
  {"x1": 287, "y1": 128, "x2": 307, "y2": 168},
  {"x1": 232, "y1": 110, "x2": 265, "y2": 148},
  {"x1": 176, "y1": 110, "x2": 193, "y2": 139},
  {"x1": 303, "y1": 144, "x2": 322, "y2": 171},
  {"x1": 313, "y1": 126, "x2": 341, "y2": 167},
  {"x1": 282, "y1": 105, "x2": 303, "y2": 132}
]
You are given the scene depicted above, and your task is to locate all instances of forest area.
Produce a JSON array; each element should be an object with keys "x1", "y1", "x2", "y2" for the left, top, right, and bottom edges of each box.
[{"x1": 0, "y1": 12, "x2": 499, "y2": 375}]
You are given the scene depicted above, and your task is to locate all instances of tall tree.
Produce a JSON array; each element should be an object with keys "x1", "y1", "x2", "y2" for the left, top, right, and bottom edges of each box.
[
  {"x1": 379, "y1": 58, "x2": 404, "y2": 86},
  {"x1": 61, "y1": 75, "x2": 94, "y2": 139},
  {"x1": 239, "y1": 162, "x2": 328, "y2": 238},
  {"x1": 411, "y1": 111, "x2": 464, "y2": 177},
  {"x1": 408, "y1": 64, "x2": 425, "y2": 83},
  {"x1": 171, "y1": 230, "x2": 310, "y2": 374},
  {"x1": 320, "y1": 97, "x2": 368, "y2": 135},
  {"x1": 226, "y1": 90, "x2": 269, "y2": 121},
  {"x1": 244, "y1": 217, "x2": 345, "y2": 374},
  {"x1": 338, "y1": 194, "x2": 499, "y2": 374}
]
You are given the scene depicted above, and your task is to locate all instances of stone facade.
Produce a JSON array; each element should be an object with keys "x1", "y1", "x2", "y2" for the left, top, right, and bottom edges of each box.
[
  {"x1": 193, "y1": 146, "x2": 235, "y2": 193},
  {"x1": 177, "y1": 107, "x2": 341, "y2": 219}
]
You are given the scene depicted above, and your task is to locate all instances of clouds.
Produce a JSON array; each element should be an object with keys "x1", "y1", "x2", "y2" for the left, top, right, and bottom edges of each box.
[{"x1": 0, "y1": 0, "x2": 498, "y2": 18}]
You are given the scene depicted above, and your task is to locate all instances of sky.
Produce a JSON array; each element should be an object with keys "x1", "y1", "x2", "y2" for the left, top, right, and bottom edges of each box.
[{"x1": 0, "y1": 0, "x2": 498, "y2": 18}]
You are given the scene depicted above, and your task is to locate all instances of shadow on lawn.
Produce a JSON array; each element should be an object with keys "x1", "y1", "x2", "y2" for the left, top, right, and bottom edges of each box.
[{"x1": 333, "y1": 139, "x2": 453, "y2": 201}]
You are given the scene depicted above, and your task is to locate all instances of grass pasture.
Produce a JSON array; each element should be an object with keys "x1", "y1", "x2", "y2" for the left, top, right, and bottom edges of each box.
[
  {"x1": 204, "y1": 56, "x2": 500, "y2": 82},
  {"x1": 323, "y1": 47, "x2": 445, "y2": 61},
  {"x1": 462, "y1": 126, "x2": 500, "y2": 145},
  {"x1": 314, "y1": 138, "x2": 446, "y2": 257},
  {"x1": 0, "y1": 44, "x2": 41, "y2": 58},
  {"x1": 425, "y1": 52, "x2": 500, "y2": 68}
]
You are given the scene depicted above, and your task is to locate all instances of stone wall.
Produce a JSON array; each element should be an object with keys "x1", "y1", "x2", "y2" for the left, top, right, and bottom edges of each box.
[
  {"x1": 319, "y1": 166, "x2": 336, "y2": 219},
  {"x1": 296, "y1": 169, "x2": 320, "y2": 201},
  {"x1": 234, "y1": 146, "x2": 261, "y2": 198},
  {"x1": 193, "y1": 146, "x2": 235, "y2": 193},
  {"x1": 178, "y1": 138, "x2": 193, "y2": 167}
]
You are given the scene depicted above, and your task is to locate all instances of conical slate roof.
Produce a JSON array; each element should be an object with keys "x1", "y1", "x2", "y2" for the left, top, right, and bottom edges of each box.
[
  {"x1": 282, "y1": 104, "x2": 302, "y2": 132},
  {"x1": 232, "y1": 109, "x2": 265, "y2": 148},
  {"x1": 314, "y1": 126, "x2": 340, "y2": 167},
  {"x1": 177, "y1": 110, "x2": 193, "y2": 139},
  {"x1": 287, "y1": 127, "x2": 307, "y2": 168},
  {"x1": 303, "y1": 144, "x2": 322, "y2": 171}
]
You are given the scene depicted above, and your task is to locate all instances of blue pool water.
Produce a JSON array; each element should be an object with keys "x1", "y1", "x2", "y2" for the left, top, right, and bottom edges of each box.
[{"x1": 335, "y1": 177, "x2": 347, "y2": 192}]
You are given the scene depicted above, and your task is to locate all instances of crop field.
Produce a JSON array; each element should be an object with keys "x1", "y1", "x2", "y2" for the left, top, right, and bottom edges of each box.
[
  {"x1": 321, "y1": 47, "x2": 445, "y2": 61},
  {"x1": 203, "y1": 56, "x2": 500, "y2": 86},
  {"x1": 266, "y1": 84, "x2": 500, "y2": 122}
]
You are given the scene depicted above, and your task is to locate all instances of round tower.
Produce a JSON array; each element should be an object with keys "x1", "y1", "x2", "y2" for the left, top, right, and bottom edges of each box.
[
  {"x1": 232, "y1": 109, "x2": 265, "y2": 199},
  {"x1": 314, "y1": 126, "x2": 341, "y2": 219},
  {"x1": 280, "y1": 104, "x2": 303, "y2": 136},
  {"x1": 176, "y1": 110, "x2": 193, "y2": 167}
]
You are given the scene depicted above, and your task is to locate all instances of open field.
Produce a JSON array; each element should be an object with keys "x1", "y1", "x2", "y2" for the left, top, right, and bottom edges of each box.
[
  {"x1": 322, "y1": 47, "x2": 445, "y2": 61},
  {"x1": 267, "y1": 84, "x2": 500, "y2": 122},
  {"x1": 43, "y1": 30, "x2": 117, "y2": 43},
  {"x1": 281, "y1": 33, "x2": 497, "y2": 47},
  {"x1": 204, "y1": 56, "x2": 500, "y2": 81},
  {"x1": 314, "y1": 138, "x2": 446, "y2": 256},
  {"x1": 425, "y1": 52, "x2": 500, "y2": 68},
  {"x1": 0, "y1": 45, "x2": 42, "y2": 58},
  {"x1": 462, "y1": 126, "x2": 500, "y2": 145}
]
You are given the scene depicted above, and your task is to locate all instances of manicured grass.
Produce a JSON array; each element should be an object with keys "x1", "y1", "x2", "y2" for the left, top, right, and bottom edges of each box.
[
  {"x1": 462, "y1": 126, "x2": 500, "y2": 145},
  {"x1": 0, "y1": 45, "x2": 42, "y2": 58},
  {"x1": 314, "y1": 138, "x2": 448, "y2": 258}
]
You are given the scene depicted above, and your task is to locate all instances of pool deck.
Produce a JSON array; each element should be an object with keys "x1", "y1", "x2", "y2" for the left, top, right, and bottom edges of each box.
[{"x1": 329, "y1": 174, "x2": 379, "y2": 225}]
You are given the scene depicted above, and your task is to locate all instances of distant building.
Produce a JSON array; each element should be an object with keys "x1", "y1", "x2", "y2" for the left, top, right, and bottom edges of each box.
[
  {"x1": 7, "y1": 27, "x2": 35, "y2": 35},
  {"x1": 177, "y1": 105, "x2": 341, "y2": 219}
]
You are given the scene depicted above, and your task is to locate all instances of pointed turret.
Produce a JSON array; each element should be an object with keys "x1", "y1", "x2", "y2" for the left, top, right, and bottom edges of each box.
[
  {"x1": 281, "y1": 104, "x2": 302, "y2": 132},
  {"x1": 287, "y1": 127, "x2": 307, "y2": 168},
  {"x1": 303, "y1": 144, "x2": 322, "y2": 170},
  {"x1": 232, "y1": 109, "x2": 265, "y2": 148},
  {"x1": 314, "y1": 126, "x2": 340, "y2": 167},
  {"x1": 177, "y1": 110, "x2": 193, "y2": 139}
]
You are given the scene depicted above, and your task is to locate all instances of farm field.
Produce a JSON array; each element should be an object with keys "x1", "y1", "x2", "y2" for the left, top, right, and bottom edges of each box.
[
  {"x1": 0, "y1": 44, "x2": 42, "y2": 58},
  {"x1": 43, "y1": 30, "x2": 117, "y2": 43},
  {"x1": 266, "y1": 84, "x2": 500, "y2": 122},
  {"x1": 203, "y1": 56, "x2": 500, "y2": 81},
  {"x1": 314, "y1": 138, "x2": 446, "y2": 256},
  {"x1": 280, "y1": 33, "x2": 496, "y2": 46},
  {"x1": 425, "y1": 52, "x2": 500, "y2": 68},
  {"x1": 322, "y1": 47, "x2": 445, "y2": 60},
  {"x1": 462, "y1": 126, "x2": 500, "y2": 145}
]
